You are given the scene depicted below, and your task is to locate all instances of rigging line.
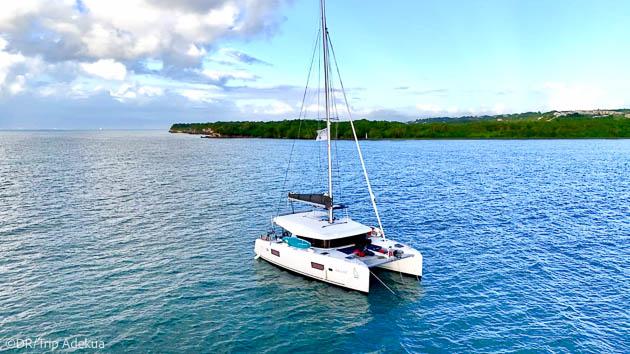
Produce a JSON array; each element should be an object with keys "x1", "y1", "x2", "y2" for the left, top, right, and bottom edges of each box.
[
  {"x1": 297, "y1": 28, "x2": 322, "y2": 191},
  {"x1": 326, "y1": 32, "x2": 342, "y2": 200},
  {"x1": 317, "y1": 35, "x2": 322, "y2": 186},
  {"x1": 328, "y1": 34, "x2": 387, "y2": 240},
  {"x1": 332, "y1": 102, "x2": 342, "y2": 200},
  {"x1": 370, "y1": 270, "x2": 397, "y2": 296},
  {"x1": 325, "y1": 35, "x2": 343, "y2": 211},
  {"x1": 332, "y1": 70, "x2": 344, "y2": 201},
  {"x1": 274, "y1": 27, "x2": 321, "y2": 220}
]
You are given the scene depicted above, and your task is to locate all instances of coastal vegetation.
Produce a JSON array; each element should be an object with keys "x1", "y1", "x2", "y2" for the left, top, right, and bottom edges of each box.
[{"x1": 170, "y1": 110, "x2": 630, "y2": 139}]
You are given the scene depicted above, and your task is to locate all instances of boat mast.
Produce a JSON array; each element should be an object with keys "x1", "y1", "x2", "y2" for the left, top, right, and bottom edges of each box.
[{"x1": 320, "y1": 0, "x2": 333, "y2": 223}]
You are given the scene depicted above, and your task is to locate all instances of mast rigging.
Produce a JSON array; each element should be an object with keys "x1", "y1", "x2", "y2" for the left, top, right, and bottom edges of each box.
[{"x1": 320, "y1": 0, "x2": 334, "y2": 223}]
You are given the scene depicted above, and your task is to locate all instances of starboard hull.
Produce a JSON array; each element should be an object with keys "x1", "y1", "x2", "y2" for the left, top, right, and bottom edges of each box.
[{"x1": 370, "y1": 238, "x2": 423, "y2": 277}]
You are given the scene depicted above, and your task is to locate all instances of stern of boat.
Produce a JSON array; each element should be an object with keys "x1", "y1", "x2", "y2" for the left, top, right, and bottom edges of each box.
[
  {"x1": 378, "y1": 248, "x2": 422, "y2": 278},
  {"x1": 371, "y1": 239, "x2": 423, "y2": 278}
]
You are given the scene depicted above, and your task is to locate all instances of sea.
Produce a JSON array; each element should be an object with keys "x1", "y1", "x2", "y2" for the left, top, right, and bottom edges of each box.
[{"x1": 0, "y1": 131, "x2": 628, "y2": 353}]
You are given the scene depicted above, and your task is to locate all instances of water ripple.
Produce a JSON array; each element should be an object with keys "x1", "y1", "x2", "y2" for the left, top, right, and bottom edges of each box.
[{"x1": 0, "y1": 132, "x2": 628, "y2": 352}]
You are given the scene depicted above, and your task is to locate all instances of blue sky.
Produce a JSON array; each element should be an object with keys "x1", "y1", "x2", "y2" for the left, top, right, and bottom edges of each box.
[{"x1": 0, "y1": 0, "x2": 629, "y2": 129}]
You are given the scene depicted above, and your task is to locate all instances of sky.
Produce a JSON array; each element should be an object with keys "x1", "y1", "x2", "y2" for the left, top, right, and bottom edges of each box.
[{"x1": 1, "y1": 0, "x2": 629, "y2": 129}]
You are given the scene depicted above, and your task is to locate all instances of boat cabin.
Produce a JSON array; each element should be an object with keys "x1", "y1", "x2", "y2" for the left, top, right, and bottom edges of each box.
[{"x1": 274, "y1": 210, "x2": 372, "y2": 249}]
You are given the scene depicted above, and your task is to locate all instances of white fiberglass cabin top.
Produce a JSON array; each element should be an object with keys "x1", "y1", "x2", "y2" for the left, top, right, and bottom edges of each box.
[{"x1": 275, "y1": 211, "x2": 372, "y2": 245}]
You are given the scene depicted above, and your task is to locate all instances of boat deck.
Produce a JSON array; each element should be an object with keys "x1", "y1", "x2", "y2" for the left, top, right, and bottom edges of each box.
[{"x1": 302, "y1": 239, "x2": 414, "y2": 268}]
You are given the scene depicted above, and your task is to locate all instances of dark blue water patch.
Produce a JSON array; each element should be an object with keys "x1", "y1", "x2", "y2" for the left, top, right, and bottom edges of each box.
[{"x1": 0, "y1": 131, "x2": 629, "y2": 352}]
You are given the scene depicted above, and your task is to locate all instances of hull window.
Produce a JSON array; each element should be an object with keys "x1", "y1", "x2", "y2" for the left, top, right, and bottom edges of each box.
[
  {"x1": 311, "y1": 262, "x2": 324, "y2": 270},
  {"x1": 271, "y1": 249, "x2": 280, "y2": 257}
]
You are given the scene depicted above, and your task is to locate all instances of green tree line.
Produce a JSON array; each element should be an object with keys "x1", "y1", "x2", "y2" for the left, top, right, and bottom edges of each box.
[{"x1": 170, "y1": 116, "x2": 630, "y2": 139}]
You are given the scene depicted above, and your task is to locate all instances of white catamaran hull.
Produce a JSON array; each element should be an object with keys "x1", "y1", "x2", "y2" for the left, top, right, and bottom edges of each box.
[
  {"x1": 376, "y1": 252, "x2": 423, "y2": 277},
  {"x1": 255, "y1": 235, "x2": 423, "y2": 293},
  {"x1": 254, "y1": 239, "x2": 370, "y2": 293},
  {"x1": 370, "y1": 238, "x2": 423, "y2": 278}
]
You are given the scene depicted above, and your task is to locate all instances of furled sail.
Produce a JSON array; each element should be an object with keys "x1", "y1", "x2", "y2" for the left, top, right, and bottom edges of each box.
[
  {"x1": 288, "y1": 193, "x2": 333, "y2": 209},
  {"x1": 316, "y1": 128, "x2": 328, "y2": 141}
]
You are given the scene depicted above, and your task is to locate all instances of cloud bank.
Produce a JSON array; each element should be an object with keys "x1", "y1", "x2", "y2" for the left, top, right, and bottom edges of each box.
[
  {"x1": 1, "y1": 0, "x2": 286, "y2": 66},
  {"x1": 1, "y1": 1, "x2": 628, "y2": 129},
  {"x1": 0, "y1": 0, "x2": 295, "y2": 128}
]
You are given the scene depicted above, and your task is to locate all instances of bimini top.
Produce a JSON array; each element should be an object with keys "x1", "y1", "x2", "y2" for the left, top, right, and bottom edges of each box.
[{"x1": 274, "y1": 210, "x2": 372, "y2": 240}]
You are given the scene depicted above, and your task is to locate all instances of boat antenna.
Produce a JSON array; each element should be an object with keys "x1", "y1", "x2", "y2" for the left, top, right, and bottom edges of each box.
[{"x1": 320, "y1": 0, "x2": 334, "y2": 223}]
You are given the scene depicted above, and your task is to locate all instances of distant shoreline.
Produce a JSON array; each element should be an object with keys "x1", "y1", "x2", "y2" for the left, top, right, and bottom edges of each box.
[
  {"x1": 169, "y1": 129, "x2": 630, "y2": 140},
  {"x1": 170, "y1": 110, "x2": 630, "y2": 140},
  {"x1": 171, "y1": 134, "x2": 630, "y2": 141}
]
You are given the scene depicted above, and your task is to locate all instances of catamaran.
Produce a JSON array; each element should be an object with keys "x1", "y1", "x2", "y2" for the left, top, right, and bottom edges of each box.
[{"x1": 254, "y1": 0, "x2": 423, "y2": 293}]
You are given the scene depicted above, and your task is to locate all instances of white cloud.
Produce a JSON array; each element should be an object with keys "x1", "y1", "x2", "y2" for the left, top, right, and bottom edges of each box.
[
  {"x1": 0, "y1": 40, "x2": 27, "y2": 95},
  {"x1": 209, "y1": 47, "x2": 271, "y2": 66},
  {"x1": 70, "y1": 84, "x2": 93, "y2": 99},
  {"x1": 179, "y1": 89, "x2": 208, "y2": 101},
  {"x1": 81, "y1": 59, "x2": 127, "y2": 81},
  {"x1": 0, "y1": 0, "x2": 379, "y2": 127},
  {"x1": 186, "y1": 44, "x2": 207, "y2": 58},
  {"x1": 109, "y1": 84, "x2": 136, "y2": 101},
  {"x1": 201, "y1": 69, "x2": 254, "y2": 82},
  {"x1": 414, "y1": 102, "x2": 515, "y2": 118},
  {"x1": 177, "y1": 86, "x2": 224, "y2": 102},
  {"x1": 237, "y1": 99, "x2": 294, "y2": 115},
  {"x1": 303, "y1": 103, "x2": 325, "y2": 114},
  {"x1": 354, "y1": 107, "x2": 375, "y2": 116},
  {"x1": 264, "y1": 101, "x2": 293, "y2": 115},
  {"x1": 416, "y1": 103, "x2": 441, "y2": 112},
  {"x1": 138, "y1": 86, "x2": 164, "y2": 97},
  {"x1": 493, "y1": 102, "x2": 505, "y2": 114},
  {"x1": 0, "y1": 0, "x2": 287, "y2": 66},
  {"x1": 534, "y1": 82, "x2": 619, "y2": 111},
  {"x1": 0, "y1": 0, "x2": 287, "y2": 112},
  {"x1": 175, "y1": 3, "x2": 240, "y2": 36},
  {"x1": 0, "y1": 1, "x2": 46, "y2": 29},
  {"x1": 8, "y1": 75, "x2": 26, "y2": 94},
  {"x1": 109, "y1": 83, "x2": 167, "y2": 102}
]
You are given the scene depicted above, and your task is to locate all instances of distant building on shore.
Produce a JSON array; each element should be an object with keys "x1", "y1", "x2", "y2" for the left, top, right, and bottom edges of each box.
[{"x1": 553, "y1": 110, "x2": 626, "y2": 117}]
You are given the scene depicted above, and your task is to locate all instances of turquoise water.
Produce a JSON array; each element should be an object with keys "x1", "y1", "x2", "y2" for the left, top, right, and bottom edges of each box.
[{"x1": 1, "y1": 131, "x2": 628, "y2": 352}]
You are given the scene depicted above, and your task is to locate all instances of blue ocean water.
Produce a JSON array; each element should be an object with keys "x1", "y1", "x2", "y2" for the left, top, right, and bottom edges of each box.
[{"x1": 0, "y1": 131, "x2": 628, "y2": 352}]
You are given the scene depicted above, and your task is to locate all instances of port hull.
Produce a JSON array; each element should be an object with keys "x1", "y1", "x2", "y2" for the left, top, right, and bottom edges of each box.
[{"x1": 255, "y1": 239, "x2": 370, "y2": 292}]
